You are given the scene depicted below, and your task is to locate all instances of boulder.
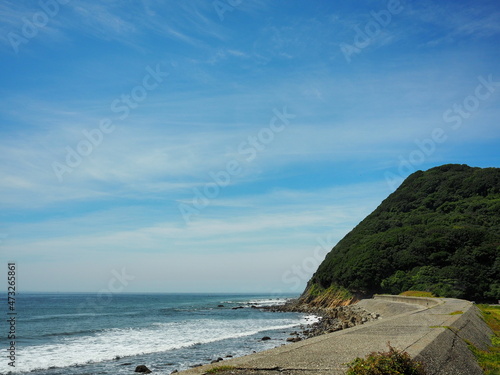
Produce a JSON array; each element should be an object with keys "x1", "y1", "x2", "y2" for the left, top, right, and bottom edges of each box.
[
  {"x1": 135, "y1": 365, "x2": 152, "y2": 373},
  {"x1": 261, "y1": 336, "x2": 271, "y2": 341}
]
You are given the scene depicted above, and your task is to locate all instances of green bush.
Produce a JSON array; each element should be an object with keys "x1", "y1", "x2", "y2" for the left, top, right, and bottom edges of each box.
[{"x1": 346, "y1": 344, "x2": 426, "y2": 375}]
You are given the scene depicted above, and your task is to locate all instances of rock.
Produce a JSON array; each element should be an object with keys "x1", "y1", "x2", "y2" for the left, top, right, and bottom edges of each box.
[
  {"x1": 218, "y1": 305, "x2": 224, "y2": 307},
  {"x1": 261, "y1": 336, "x2": 271, "y2": 341},
  {"x1": 226, "y1": 355, "x2": 233, "y2": 358},
  {"x1": 120, "y1": 363, "x2": 133, "y2": 366},
  {"x1": 190, "y1": 364, "x2": 203, "y2": 368},
  {"x1": 211, "y1": 360, "x2": 219, "y2": 364},
  {"x1": 135, "y1": 365, "x2": 152, "y2": 373},
  {"x1": 171, "y1": 370, "x2": 178, "y2": 374},
  {"x1": 286, "y1": 337, "x2": 302, "y2": 342}
]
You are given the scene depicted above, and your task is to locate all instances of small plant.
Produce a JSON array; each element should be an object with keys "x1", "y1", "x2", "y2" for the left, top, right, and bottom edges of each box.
[
  {"x1": 449, "y1": 310, "x2": 463, "y2": 315},
  {"x1": 206, "y1": 365, "x2": 237, "y2": 374},
  {"x1": 346, "y1": 344, "x2": 426, "y2": 375}
]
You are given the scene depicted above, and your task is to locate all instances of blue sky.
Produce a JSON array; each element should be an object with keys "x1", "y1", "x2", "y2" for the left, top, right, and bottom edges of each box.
[{"x1": 0, "y1": 0, "x2": 499, "y2": 293}]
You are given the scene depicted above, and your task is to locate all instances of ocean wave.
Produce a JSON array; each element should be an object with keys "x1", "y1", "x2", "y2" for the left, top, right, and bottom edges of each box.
[{"x1": 0, "y1": 316, "x2": 306, "y2": 374}]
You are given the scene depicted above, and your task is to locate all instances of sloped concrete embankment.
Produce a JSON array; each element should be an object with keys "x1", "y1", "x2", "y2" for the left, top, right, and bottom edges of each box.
[
  {"x1": 384, "y1": 296, "x2": 492, "y2": 375},
  {"x1": 179, "y1": 296, "x2": 493, "y2": 375}
]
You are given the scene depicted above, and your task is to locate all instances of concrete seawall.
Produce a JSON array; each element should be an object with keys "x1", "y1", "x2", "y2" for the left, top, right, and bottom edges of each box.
[
  {"x1": 179, "y1": 296, "x2": 493, "y2": 375},
  {"x1": 371, "y1": 295, "x2": 492, "y2": 374}
]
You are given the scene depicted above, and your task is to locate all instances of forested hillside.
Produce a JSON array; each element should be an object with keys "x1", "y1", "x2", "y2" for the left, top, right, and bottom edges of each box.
[{"x1": 305, "y1": 164, "x2": 500, "y2": 304}]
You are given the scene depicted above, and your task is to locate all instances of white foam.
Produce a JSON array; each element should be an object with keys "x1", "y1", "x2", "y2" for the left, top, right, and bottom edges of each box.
[
  {"x1": 221, "y1": 297, "x2": 288, "y2": 305},
  {"x1": 302, "y1": 314, "x2": 321, "y2": 324},
  {"x1": 0, "y1": 316, "x2": 304, "y2": 373},
  {"x1": 244, "y1": 298, "x2": 290, "y2": 307}
]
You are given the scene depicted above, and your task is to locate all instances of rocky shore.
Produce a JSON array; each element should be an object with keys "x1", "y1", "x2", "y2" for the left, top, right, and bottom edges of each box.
[
  {"x1": 178, "y1": 297, "x2": 489, "y2": 375},
  {"x1": 263, "y1": 298, "x2": 380, "y2": 339},
  {"x1": 133, "y1": 300, "x2": 380, "y2": 374}
]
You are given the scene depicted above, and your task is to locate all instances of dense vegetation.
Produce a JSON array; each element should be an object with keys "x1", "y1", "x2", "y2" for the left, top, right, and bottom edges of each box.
[{"x1": 307, "y1": 164, "x2": 500, "y2": 302}]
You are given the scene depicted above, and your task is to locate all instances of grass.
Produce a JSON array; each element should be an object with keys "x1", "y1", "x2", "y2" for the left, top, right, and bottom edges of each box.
[
  {"x1": 469, "y1": 304, "x2": 500, "y2": 374},
  {"x1": 346, "y1": 344, "x2": 426, "y2": 374},
  {"x1": 308, "y1": 282, "x2": 353, "y2": 300},
  {"x1": 449, "y1": 310, "x2": 464, "y2": 315},
  {"x1": 205, "y1": 365, "x2": 237, "y2": 374},
  {"x1": 399, "y1": 291, "x2": 436, "y2": 298}
]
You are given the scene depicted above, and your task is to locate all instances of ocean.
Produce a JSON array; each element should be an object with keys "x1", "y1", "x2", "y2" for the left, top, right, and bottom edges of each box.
[{"x1": 1, "y1": 293, "x2": 317, "y2": 375}]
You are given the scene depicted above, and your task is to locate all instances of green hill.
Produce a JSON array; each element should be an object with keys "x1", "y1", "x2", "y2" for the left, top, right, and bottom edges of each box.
[{"x1": 303, "y1": 164, "x2": 500, "y2": 306}]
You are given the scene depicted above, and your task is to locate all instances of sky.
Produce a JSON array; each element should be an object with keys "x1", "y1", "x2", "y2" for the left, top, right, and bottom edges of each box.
[{"x1": 0, "y1": 0, "x2": 499, "y2": 294}]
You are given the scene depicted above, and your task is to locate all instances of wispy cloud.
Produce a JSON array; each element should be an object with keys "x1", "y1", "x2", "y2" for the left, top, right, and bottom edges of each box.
[
  {"x1": 0, "y1": 0, "x2": 498, "y2": 292},
  {"x1": 3, "y1": 180, "x2": 386, "y2": 291},
  {"x1": 405, "y1": 2, "x2": 500, "y2": 46}
]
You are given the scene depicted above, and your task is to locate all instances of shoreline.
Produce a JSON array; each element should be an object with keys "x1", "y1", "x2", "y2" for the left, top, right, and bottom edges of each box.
[
  {"x1": 164, "y1": 299, "x2": 380, "y2": 373},
  {"x1": 263, "y1": 299, "x2": 380, "y2": 339},
  {"x1": 177, "y1": 296, "x2": 490, "y2": 375}
]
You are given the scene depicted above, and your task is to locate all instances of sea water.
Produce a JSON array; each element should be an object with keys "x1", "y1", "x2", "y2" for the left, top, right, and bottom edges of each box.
[{"x1": 0, "y1": 293, "x2": 317, "y2": 375}]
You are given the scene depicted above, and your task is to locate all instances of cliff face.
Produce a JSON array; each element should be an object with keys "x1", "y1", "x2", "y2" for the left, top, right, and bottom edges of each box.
[
  {"x1": 302, "y1": 164, "x2": 500, "y2": 307},
  {"x1": 297, "y1": 283, "x2": 359, "y2": 309}
]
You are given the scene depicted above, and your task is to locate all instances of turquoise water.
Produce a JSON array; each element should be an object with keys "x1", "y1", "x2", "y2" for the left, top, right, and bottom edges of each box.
[{"x1": 0, "y1": 293, "x2": 313, "y2": 375}]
